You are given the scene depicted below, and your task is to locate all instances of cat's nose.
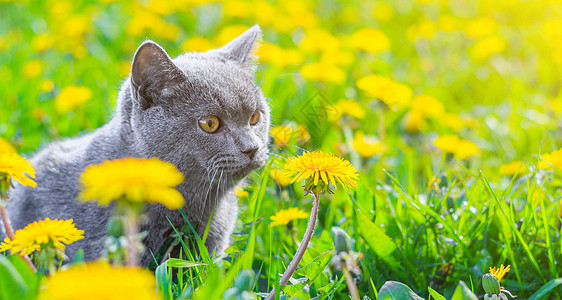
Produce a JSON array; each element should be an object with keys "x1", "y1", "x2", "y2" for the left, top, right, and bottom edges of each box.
[{"x1": 241, "y1": 146, "x2": 258, "y2": 159}]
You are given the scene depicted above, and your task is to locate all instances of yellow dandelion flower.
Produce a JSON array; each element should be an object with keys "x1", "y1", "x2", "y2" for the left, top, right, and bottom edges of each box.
[
  {"x1": 55, "y1": 85, "x2": 93, "y2": 113},
  {"x1": 279, "y1": 2, "x2": 318, "y2": 31},
  {"x1": 464, "y1": 17, "x2": 497, "y2": 39},
  {"x1": 489, "y1": 264, "x2": 511, "y2": 282},
  {"x1": 300, "y1": 62, "x2": 346, "y2": 84},
  {"x1": 276, "y1": 48, "x2": 305, "y2": 68},
  {"x1": 351, "y1": 28, "x2": 390, "y2": 54},
  {"x1": 38, "y1": 261, "x2": 156, "y2": 300},
  {"x1": 252, "y1": 0, "x2": 276, "y2": 28},
  {"x1": 270, "y1": 207, "x2": 308, "y2": 227},
  {"x1": 406, "y1": 19, "x2": 436, "y2": 42},
  {"x1": 258, "y1": 43, "x2": 298, "y2": 68},
  {"x1": 215, "y1": 25, "x2": 250, "y2": 47},
  {"x1": 433, "y1": 135, "x2": 479, "y2": 160},
  {"x1": 470, "y1": 35, "x2": 507, "y2": 62},
  {"x1": 270, "y1": 125, "x2": 295, "y2": 146},
  {"x1": 270, "y1": 169, "x2": 293, "y2": 187},
  {"x1": 439, "y1": 113, "x2": 466, "y2": 131},
  {"x1": 299, "y1": 28, "x2": 340, "y2": 53},
  {"x1": 357, "y1": 75, "x2": 412, "y2": 109},
  {"x1": 154, "y1": 23, "x2": 180, "y2": 41},
  {"x1": 454, "y1": 139, "x2": 480, "y2": 160},
  {"x1": 328, "y1": 99, "x2": 366, "y2": 121},
  {"x1": 0, "y1": 36, "x2": 7, "y2": 52},
  {"x1": 0, "y1": 152, "x2": 36, "y2": 187},
  {"x1": 410, "y1": 95, "x2": 445, "y2": 118},
  {"x1": 40, "y1": 79, "x2": 54, "y2": 93},
  {"x1": 0, "y1": 137, "x2": 15, "y2": 153},
  {"x1": 541, "y1": 19, "x2": 562, "y2": 43},
  {"x1": 62, "y1": 15, "x2": 92, "y2": 38},
  {"x1": 551, "y1": 46, "x2": 562, "y2": 66},
  {"x1": 79, "y1": 157, "x2": 185, "y2": 209},
  {"x1": 181, "y1": 36, "x2": 214, "y2": 53},
  {"x1": 223, "y1": 0, "x2": 252, "y2": 18},
  {"x1": 433, "y1": 134, "x2": 460, "y2": 153},
  {"x1": 234, "y1": 187, "x2": 249, "y2": 197},
  {"x1": 352, "y1": 131, "x2": 382, "y2": 158},
  {"x1": 126, "y1": 11, "x2": 179, "y2": 41},
  {"x1": 0, "y1": 218, "x2": 83, "y2": 255},
  {"x1": 118, "y1": 61, "x2": 131, "y2": 77},
  {"x1": 22, "y1": 60, "x2": 43, "y2": 78},
  {"x1": 539, "y1": 149, "x2": 562, "y2": 171},
  {"x1": 71, "y1": 45, "x2": 88, "y2": 59},
  {"x1": 146, "y1": 0, "x2": 176, "y2": 16},
  {"x1": 321, "y1": 49, "x2": 354, "y2": 67},
  {"x1": 126, "y1": 11, "x2": 160, "y2": 36},
  {"x1": 402, "y1": 110, "x2": 427, "y2": 133},
  {"x1": 284, "y1": 150, "x2": 358, "y2": 194},
  {"x1": 500, "y1": 161, "x2": 525, "y2": 176},
  {"x1": 31, "y1": 33, "x2": 54, "y2": 52},
  {"x1": 547, "y1": 97, "x2": 562, "y2": 114}
]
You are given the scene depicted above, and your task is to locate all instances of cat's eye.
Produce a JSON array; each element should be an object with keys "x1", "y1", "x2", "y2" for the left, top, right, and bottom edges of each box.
[
  {"x1": 199, "y1": 116, "x2": 220, "y2": 133},
  {"x1": 249, "y1": 110, "x2": 260, "y2": 125}
]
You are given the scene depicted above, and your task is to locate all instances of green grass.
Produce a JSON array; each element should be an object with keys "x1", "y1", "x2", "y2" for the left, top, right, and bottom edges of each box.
[{"x1": 1, "y1": 0, "x2": 562, "y2": 299}]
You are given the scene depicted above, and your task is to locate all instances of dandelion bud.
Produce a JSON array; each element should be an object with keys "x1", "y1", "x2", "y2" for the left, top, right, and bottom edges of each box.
[
  {"x1": 107, "y1": 217, "x2": 125, "y2": 237},
  {"x1": 331, "y1": 227, "x2": 353, "y2": 254},
  {"x1": 482, "y1": 273, "x2": 500, "y2": 295}
]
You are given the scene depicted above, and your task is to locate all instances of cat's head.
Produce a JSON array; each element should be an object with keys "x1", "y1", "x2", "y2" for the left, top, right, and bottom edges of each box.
[{"x1": 126, "y1": 25, "x2": 270, "y2": 184}]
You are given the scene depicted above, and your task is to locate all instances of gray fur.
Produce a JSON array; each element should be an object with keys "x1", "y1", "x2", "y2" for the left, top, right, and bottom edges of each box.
[{"x1": 3, "y1": 25, "x2": 269, "y2": 265}]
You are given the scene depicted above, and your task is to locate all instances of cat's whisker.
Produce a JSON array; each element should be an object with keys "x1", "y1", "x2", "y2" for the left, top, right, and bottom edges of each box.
[
  {"x1": 203, "y1": 166, "x2": 219, "y2": 217},
  {"x1": 200, "y1": 166, "x2": 214, "y2": 214},
  {"x1": 215, "y1": 170, "x2": 224, "y2": 208}
]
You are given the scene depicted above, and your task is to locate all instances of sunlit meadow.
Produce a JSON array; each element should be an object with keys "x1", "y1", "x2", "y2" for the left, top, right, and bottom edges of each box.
[{"x1": 1, "y1": 0, "x2": 562, "y2": 299}]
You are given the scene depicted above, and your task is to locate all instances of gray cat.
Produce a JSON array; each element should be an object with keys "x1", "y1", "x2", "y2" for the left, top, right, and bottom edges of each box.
[{"x1": 3, "y1": 25, "x2": 270, "y2": 265}]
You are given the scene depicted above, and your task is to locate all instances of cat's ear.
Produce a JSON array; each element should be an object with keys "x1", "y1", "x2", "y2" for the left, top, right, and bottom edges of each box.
[
  {"x1": 217, "y1": 24, "x2": 262, "y2": 73},
  {"x1": 130, "y1": 40, "x2": 185, "y2": 110}
]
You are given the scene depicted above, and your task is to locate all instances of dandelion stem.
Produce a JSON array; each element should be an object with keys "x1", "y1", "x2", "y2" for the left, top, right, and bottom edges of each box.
[
  {"x1": 266, "y1": 193, "x2": 320, "y2": 300},
  {"x1": 125, "y1": 209, "x2": 139, "y2": 266},
  {"x1": 0, "y1": 203, "x2": 14, "y2": 239},
  {"x1": 0, "y1": 201, "x2": 37, "y2": 272},
  {"x1": 342, "y1": 265, "x2": 360, "y2": 300}
]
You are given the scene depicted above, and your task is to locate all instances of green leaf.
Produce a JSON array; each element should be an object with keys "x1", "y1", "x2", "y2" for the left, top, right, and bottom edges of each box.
[
  {"x1": 281, "y1": 282, "x2": 307, "y2": 296},
  {"x1": 155, "y1": 259, "x2": 173, "y2": 300},
  {"x1": 72, "y1": 249, "x2": 84, "y2": 264},
  {"x1": 8, "y1": 256, "x2": 39, "y2": 298},
  {"x1": 480, "y1": 171, "x2": 543, "y2": 279},
  {"x1": 0, "y1": 256, "x2": 28, "y2": 300},
  {"x1": 528, "y1": 278, "x2": 562, "y2": 300},
  {"x1": 156, "y1": 258, "x2": 207, "y2": 300},
  {"x1": 295, "y1": 250, "x2": 332, "y2": 281},
  {"x1": 451, "y1": 281, "x2": 478, "y2": 300},
  {"x1": 428, "y1": 286, "x2": 446, "y2": 300},
  {"x1": 165, "y1": 258, "x2": 207, "y2": 268},
  {"x1": 377, "y1": 281, "x2": 424, "y2": 300},
  {"x1": 356, "y1": 211, "x2": 399, "y2": 267}
]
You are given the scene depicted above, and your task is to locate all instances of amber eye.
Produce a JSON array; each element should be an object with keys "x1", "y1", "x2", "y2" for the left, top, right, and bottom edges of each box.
[
  {"x1": 199, "y1": 116, "x2": 220, "y2": 133},
  {"x1": 250, "y1": 110, "x2": 260, "y2": 125}
]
